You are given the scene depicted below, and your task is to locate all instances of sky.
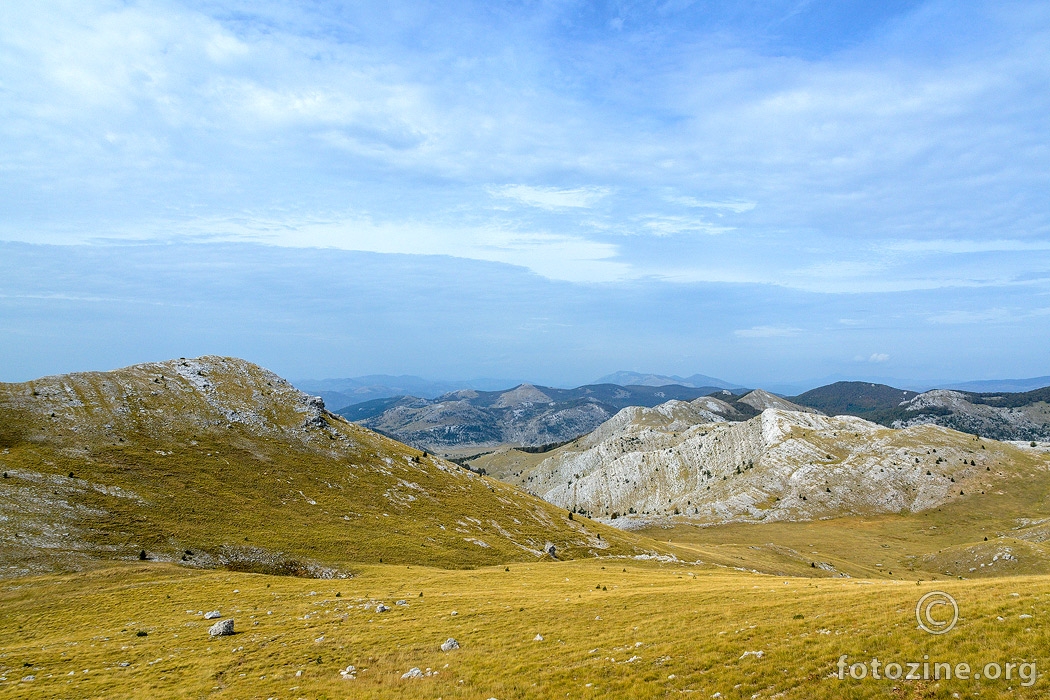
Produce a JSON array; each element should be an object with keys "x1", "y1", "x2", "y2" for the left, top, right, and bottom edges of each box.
[{"x1": 1, "y1": 0, "x2": 1049, "y2": 388}]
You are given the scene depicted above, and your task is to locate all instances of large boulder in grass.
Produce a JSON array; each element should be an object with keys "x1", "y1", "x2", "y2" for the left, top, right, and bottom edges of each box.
[{"x1": 208, "y1": 619, "x2": 234, "y2": 636}]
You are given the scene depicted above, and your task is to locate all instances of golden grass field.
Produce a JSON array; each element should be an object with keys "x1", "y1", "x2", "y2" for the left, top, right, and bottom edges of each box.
[{"x1": 2, "y1": 559, "x2": 1048, "y2": 699}]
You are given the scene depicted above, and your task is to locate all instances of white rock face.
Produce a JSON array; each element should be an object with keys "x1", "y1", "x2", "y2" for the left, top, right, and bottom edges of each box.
[{"x1": 518, "y1": 406, "x2": 994, "y2": 526}]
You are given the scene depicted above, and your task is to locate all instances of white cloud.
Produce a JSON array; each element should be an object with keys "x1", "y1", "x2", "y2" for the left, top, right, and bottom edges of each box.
[
  {"x1": 639, "y1": 216, "x2": 734, "y2": 236},
  {"x1": 665, "y1": 196, "x2": 757, "y2": 213},
  {"x1": 734, "y1": 325, "x2": 802, "y2": 338},
  {"x1": 488, "y1": 185, "x2": 610, "y2": 210},
  {"x1": 868, "y1": 353, "x2": 890, "y2": 363},
  {"x1": 102, "y1": 213, "x2": 631, "y2": 284}
]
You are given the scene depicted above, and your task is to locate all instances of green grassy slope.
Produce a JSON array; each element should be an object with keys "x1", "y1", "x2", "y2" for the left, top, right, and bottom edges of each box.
[{"x1": 0, "y1": 357, "x2": 657, "y2": 578}]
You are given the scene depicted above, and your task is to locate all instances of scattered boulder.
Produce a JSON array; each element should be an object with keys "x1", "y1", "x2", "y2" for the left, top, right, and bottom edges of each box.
[
  {"x1": 740, "y1": 650, "x2": 764, "y2": 659},
  {"x1": 208, "y1": 619, "x2": 235, "y2": 637},
  {"x1": 534, "y1": 633, "x2": 544, "y2": 641},
  {"x1": 441, "y1": 638, "x2": 460, "y2": 652},
  {"x1": 395, "y1": 599, "x2": 408, "y2": 606},
  {"x1": 543, "y1": 542, "x2": 557, "y2": 559},
  {"x1": 401, "y1": 667, "x2": 424, "y2": 679},
  {"x1": 376, "y1": 603, "x2": 390, "y2": 613},
  {"x1": 204, "y1": 610, "x2": 221, "y2": 620},
  {"x1": 339, "y1": 665, "x2": 357, "y2": 680}
]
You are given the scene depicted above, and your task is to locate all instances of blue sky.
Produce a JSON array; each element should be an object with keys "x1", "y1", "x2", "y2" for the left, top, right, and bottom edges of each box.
[{"x1": 1, "y1": 1, "x2": 1048, "y2": 388}]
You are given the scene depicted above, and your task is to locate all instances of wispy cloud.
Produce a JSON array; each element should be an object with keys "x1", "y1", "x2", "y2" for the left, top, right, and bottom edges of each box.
[
  {"x1": 488, "y1": 185, "x2": 610, "y2": 210},
  {"x1": 664, "y1": 196, "x2": 757, "y2": 213},
  {"x1": 639, "y1": 215, "x2": 734, "y2": 236},
  {"x1": 104, "y1": 213, "x2": 631, "y2": 284},
  {"x1": 734, "y1": 325, "x2": 802, "y2": 338}
]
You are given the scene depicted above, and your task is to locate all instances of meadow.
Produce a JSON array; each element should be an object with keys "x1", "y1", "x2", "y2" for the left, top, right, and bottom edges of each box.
[{"x1": 2, "y1": 558, "x2": 1048, "y2": 699}]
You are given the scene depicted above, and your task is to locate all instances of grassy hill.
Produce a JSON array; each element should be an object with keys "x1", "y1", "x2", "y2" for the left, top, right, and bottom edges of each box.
[{"x1": 0, "y1": 357, "x2": 656, "y2": 578}]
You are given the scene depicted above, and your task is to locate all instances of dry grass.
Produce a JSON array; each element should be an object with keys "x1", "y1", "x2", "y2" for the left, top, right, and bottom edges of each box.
[{"x1": 2, "y1": 561, "x2": 1049, "y2": 699}]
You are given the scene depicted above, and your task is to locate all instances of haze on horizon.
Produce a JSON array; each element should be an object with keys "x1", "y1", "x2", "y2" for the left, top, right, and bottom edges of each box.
[{"x1": 1, "y1": 1, "x2": 1048, "y2": 388}]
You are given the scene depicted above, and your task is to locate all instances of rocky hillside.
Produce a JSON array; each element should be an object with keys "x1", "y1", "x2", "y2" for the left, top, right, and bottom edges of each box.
[
  {"x1": 348, "y1": 385, "x2": 814, "y2": 454},
  {"x1": 792, "y1": 381, "x2": 1050, "y2": 440},
  {"x1": 479, "y1": 399, "x2": 1044, "y2": 527},
  {"x1": 890, "y1": 388, "x2": 1050, "y2": 440},
  {"x1": 0, "y1": 357, "x2": 653, "y2": 578}
]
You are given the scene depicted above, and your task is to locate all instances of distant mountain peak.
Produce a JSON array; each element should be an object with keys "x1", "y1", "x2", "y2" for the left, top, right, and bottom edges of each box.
[
  {"x1": 493, "y1": 384, "x2": 553, "y2": 408},
  {"x1": 593, "y1": 370, "x2": 744, "y2": 390},
  {"x1": 737, "y1": 389, "x2": 818, "y2": 414}
]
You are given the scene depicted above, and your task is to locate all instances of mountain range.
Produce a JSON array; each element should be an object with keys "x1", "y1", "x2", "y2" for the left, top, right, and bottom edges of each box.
[
  {"x1": 292, "y1": 375, "x2": 522, "y2": 411},
  {"x1": 342, "y1": 378, "x2": 1050, "y2": 456},
  {"x1": 591, "y1": 371, "x2": 746, "y2": 390},
  {"x1": 344, "y1": 383, "x2": 747, "y2": 455}
]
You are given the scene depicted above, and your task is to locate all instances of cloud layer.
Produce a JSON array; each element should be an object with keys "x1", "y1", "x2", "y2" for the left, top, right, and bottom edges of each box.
[{"x1": 1, "y1": 1, "x2": 1048, "y2": 381}]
